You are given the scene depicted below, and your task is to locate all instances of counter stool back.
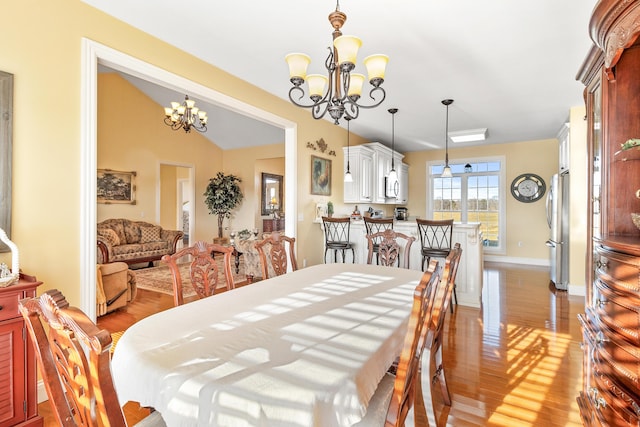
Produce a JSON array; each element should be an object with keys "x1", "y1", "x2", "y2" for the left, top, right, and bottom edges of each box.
[
  {"x1": 322, "y1": 216, "x2": 355, "y2": 263},
  {"x1": 416, "y1": 218, "x2": 457, "y2": 312}
]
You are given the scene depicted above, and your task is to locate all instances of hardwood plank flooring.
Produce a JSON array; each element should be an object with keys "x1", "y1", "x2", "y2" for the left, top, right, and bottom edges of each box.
[{"x1": 38, "y1": 262, "x2": 584, "y2": 426}]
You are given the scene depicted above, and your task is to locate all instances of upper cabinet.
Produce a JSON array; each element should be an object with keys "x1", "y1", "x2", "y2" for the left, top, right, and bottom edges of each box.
[
  {"x1": 343, "y1": 145, "x2": 374, "y2": 203},
  {"x1": 343, "y1": 142, "x2": 408, "y2": 205},
  {"x1": 557, "y1": 122, "x2": 570, "y2": 174}
]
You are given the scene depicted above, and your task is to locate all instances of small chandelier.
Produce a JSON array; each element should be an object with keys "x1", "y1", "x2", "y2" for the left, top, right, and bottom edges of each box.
[
  {"x1": 344, "y1": 116, "x2": 353, "y2": 182},
  {"x1": 164, "y1": 95, "x2": 208, "y2": 133},
  {"x1": 441, "y1": 99, "x2": 454, "y2": 178},
  {"x1": 388, "y1": 108, "x2": 398, "y2": 182},
  {"x1": 285, "y1": 0, "x2": 389, "y2": 125}
]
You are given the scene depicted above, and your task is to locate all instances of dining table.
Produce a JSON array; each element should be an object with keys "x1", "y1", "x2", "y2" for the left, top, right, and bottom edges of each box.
[{"x1": 111, "y1": 263, "x2": 423, "y2": 427}]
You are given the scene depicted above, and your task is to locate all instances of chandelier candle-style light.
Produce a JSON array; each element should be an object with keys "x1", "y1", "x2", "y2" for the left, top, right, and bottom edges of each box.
[
  {"x1": 285, "y1": 0, "x2": 389, "y2": 124},
  {"x1": 164, "y1": 95, "x2": 208, "y2": 133},
  {"x1": 441, "y1": 99, "x2": 454, "y2": 178}
]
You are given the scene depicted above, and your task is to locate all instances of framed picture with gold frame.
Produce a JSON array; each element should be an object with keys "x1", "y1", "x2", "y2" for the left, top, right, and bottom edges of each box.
[
  {"x1": 97, "y1": 169, "x2": 137, "y2": 204},
  {"x1": 310, "y1": 155, "x2": 331, "y2": 196}
]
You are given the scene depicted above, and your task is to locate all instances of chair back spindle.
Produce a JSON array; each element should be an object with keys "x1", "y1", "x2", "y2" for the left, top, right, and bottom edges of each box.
[
  {"x1": 366, "y1": 229, "x2": 415, "y2": 269},
  {"x1": 19, "y1": 289, "x2": 166, "y2": 426},
  {"x1": 255, "y1": 232, "x2": 297, "y2": 279},
  {"x1": 162, "y1": 240, "x2": 234, "y2": 306}
]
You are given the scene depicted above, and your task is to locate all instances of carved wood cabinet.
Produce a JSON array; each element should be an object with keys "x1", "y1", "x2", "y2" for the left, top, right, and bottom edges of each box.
[
  {"x1": 577, "y1": 1, "x2": 640, "y2": 424},
  {"x1": 0, "y1": 274, "x2": 43, "y2": 427},
  {"x1": 263, "y1": 218, "x2": 285, "y2": 233}
]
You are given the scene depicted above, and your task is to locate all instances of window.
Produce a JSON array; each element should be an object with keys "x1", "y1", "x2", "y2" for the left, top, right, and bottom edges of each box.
[{"x1": 428, "y1": 157, "x2": 505, "y2": 252}]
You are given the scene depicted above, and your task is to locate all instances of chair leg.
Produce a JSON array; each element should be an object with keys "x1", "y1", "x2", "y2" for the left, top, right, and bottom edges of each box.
[
  {"x1": 433, "y1": 343, "x2": 451, "y2": 407},
  {"x1": 324, "y1": 248, "x2": 329, "y2": 264},
  {"x1": 350, "y1": 248, "x2": 355, "y2": 263},
  {"x1": 450, "y1": 283, "x2": 458, "y2": 313}
]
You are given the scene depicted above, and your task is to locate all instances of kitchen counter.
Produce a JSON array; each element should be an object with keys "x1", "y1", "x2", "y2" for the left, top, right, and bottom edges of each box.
[{"x1": 318, "y1": 219, "x2": 483, "y2": 308}]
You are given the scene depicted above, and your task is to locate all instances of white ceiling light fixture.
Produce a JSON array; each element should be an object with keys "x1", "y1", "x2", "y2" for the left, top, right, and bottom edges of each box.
[
  {"x1": 284, "y1": 0, "x2": 389, "y2": 125},
  {"x1": 164, "y1": 95, "x2": 208, "y2": 133},
  {"x1": 441, "y1": 99, "x2": 453, "y2": 178},
  {"x1": 387, "y1": 108, "x2": 398, "y2": 181},
  {"x1": 449, "y1": 128, "x2": 488, "y2": 143},
  {"x1": 344, "y1": 116, "x2": 353, "y2": 182}
]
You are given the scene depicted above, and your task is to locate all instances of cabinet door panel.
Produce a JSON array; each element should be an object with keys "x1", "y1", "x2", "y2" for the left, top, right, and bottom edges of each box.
[{"x1": 0, "y1": 318, "x2": 26, "y2": 426}]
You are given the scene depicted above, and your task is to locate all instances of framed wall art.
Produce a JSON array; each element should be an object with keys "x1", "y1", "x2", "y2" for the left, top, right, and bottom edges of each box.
[
  {"x1": 97, "y1": 169, "x2": 137, "y2": 204},
  {"x1": 310, "y1": 155, "x2": 331, "y2": 196}
]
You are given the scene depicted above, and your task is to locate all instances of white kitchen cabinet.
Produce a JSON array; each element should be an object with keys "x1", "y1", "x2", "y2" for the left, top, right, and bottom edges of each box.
[
  {"x1": 557, "y1": 122, "x2": 570, "y2": 173},
  {"x1": 397, "y1": 163, "x2": 409, "y2": 204},
  {"x1": 363, "y1": 142, "x2": 405, "y2": 204},
  {"x1": 343, "y1": 145, "x2": 374, "y2": 203}
]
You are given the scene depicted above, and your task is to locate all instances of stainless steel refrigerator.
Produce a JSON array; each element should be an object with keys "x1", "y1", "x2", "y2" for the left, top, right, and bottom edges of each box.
[{"x1": 545, "y1": 172, "x2": 569, "y2": 290}]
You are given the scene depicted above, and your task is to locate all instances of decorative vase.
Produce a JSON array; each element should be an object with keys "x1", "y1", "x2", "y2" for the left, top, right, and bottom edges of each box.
[{"x1": 0, "y1": 228, "x2": 19, "y2": 287}]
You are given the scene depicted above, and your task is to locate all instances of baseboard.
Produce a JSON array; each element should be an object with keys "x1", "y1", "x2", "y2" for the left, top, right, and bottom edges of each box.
[
  {"x1": 37, "y1": 380, "x2": 48, "y2": 403},
  {"x1": 568, "y1": 283, "x2": 586, "y2": 297},
  {"x1": 484, "y1": 255, "x2": 550, "y2": 267}
]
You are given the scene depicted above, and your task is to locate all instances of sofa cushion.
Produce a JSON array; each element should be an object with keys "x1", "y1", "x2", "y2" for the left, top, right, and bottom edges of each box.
[
  {"x1": 140, "y1": 225, "x2": 161, "y2": 243},
  {"x1": 98, "y1": 228, "x2": 120, "y2": 246},
  {"x1": 124, "y1": 221, "x2": 141, "y2": 244},
  {"x1": 109, "y1": 220, "x2": 127, "y2": 244}
]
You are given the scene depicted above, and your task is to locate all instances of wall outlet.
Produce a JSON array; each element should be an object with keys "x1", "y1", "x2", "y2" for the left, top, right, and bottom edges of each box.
[{"x1": 303, "y1": 258, "x2": 307, "y2": 268}]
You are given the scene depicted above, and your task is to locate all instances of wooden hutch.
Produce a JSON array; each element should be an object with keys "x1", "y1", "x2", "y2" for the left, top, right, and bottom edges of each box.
[{"x1": 577, "y1": 1, "x2": 640, "y2": 424}]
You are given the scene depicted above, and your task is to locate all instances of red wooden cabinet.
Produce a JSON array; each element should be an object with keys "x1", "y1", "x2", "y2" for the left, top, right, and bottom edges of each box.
[{"x1": 0, "y1": 274, "x2": 43, "y2": 427}]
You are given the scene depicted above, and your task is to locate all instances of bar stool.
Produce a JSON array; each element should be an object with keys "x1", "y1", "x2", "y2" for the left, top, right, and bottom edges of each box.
[
  {"x1": 322, "y1": 216, "x2": 355, "y2": 263},
  {"x1": 363, "y1": 217, "x2": 394, "y2": 265},
  {"x1": 417, "y1": 218, "x2": 457, "y2": 311}
]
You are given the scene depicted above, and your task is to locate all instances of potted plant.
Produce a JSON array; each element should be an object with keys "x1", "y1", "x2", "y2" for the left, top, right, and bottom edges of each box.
[
  {"x1": 327, "y1": 201, "x2": 334, "y2": 217},
  {"x1": 204, "y1": 172, "x2": 244, "y2": 242}
]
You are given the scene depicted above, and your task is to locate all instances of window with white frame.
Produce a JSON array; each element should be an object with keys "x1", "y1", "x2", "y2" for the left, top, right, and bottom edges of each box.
[{"x1": 427, "y1": 157, "x2": 505, "y2": 252}]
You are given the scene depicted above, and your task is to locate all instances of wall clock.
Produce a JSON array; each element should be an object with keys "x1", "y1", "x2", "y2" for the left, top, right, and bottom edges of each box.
[{"x1": 510, "y1": 173, "x2": 546, "y2": 203}]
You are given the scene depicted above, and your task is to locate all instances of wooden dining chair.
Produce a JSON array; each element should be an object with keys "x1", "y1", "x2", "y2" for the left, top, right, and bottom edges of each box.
[
  {"x1": 366, "y1": 229, "x2": 416, "y2": 269},
  {"x1": 416, "y1": 218, "x2": 457, "y2": 312},
  {"x1": 255, "y1": 232, "x2": 297, "y2": 279},
  {"x1": 18, "y1": 289, "x2": 166, "y2": 427},
  {"x1": 419, "y1": 243, "x2": 462, "y2": 417},
  {"x1": 364, "y1": 217, "x2": 394, "y2": 265},
  {"x1": 354, "y1": 259, "x2": 442, "y2": 427},
  {"x1": 161, "y1": 240, "x2": 234, "y2": 306}
]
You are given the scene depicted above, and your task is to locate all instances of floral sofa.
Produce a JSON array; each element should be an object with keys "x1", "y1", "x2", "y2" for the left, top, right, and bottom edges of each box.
[{"x1": 97, "y1": 218, "x2": 183, "y2": 265}]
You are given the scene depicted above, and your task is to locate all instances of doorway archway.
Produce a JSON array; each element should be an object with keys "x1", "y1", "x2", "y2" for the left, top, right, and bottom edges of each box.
[{"x1": 81, "y1": 39, "x2": 297, "y2": 319}]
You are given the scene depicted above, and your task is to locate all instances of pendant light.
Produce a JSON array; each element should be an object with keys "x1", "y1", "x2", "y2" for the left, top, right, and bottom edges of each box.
[
  {"x1": 387, "y1": 108, "x2": 398, "y2": 181},
  {"x1": 441, "y1": 99, "x2": 453, "y2": 178},
  {"x1": 344, "y1": 116, "x2": 353, "y2": 182}
]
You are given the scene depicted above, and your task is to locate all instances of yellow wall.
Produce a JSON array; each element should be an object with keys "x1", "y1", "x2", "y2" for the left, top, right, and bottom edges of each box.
[
  {"x1": 0, "y1": 0, "x2": 587, "y2": 307},
  {"x1": 1, "y1": 0, "x2": 346, "y2": 305},
  {"x1": 404, "y1": 138, "x2": 559, "y2": 262},
  {"x1": 222, "y1": 146, "x2": 285, "y2": 234},
  {"x1": 97, "y1": 73, "x2": 223, "y2": 240}
]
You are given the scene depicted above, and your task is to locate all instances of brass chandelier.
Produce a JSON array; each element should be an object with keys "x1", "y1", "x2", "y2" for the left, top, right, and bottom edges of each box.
[
  {"x1": 285, "y1": 0, "x2": 389, "y2": 125},
  {"x1": 164, "y1": 95, "x2": 208, "y2": 133}
]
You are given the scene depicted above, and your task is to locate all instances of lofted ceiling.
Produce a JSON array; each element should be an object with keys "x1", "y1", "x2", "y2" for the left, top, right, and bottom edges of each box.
[{"x1": 86, "y1": 0, "x2": 597, "y2": 153}]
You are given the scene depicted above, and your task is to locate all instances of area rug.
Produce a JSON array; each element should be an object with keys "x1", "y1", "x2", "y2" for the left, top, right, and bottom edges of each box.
[{"x1": 134, "y1": 258, "x2": 246, "y2": 297}]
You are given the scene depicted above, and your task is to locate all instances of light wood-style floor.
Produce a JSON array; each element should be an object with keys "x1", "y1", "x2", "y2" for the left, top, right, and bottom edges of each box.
[{"x1": 38, "y1": 262, "x2": 584, "y2": 426}]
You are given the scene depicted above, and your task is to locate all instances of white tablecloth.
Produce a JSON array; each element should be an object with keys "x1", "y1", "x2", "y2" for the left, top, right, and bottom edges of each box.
[{"x1": 111, "y1": 263, "x2": 421, "y2": 427}]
